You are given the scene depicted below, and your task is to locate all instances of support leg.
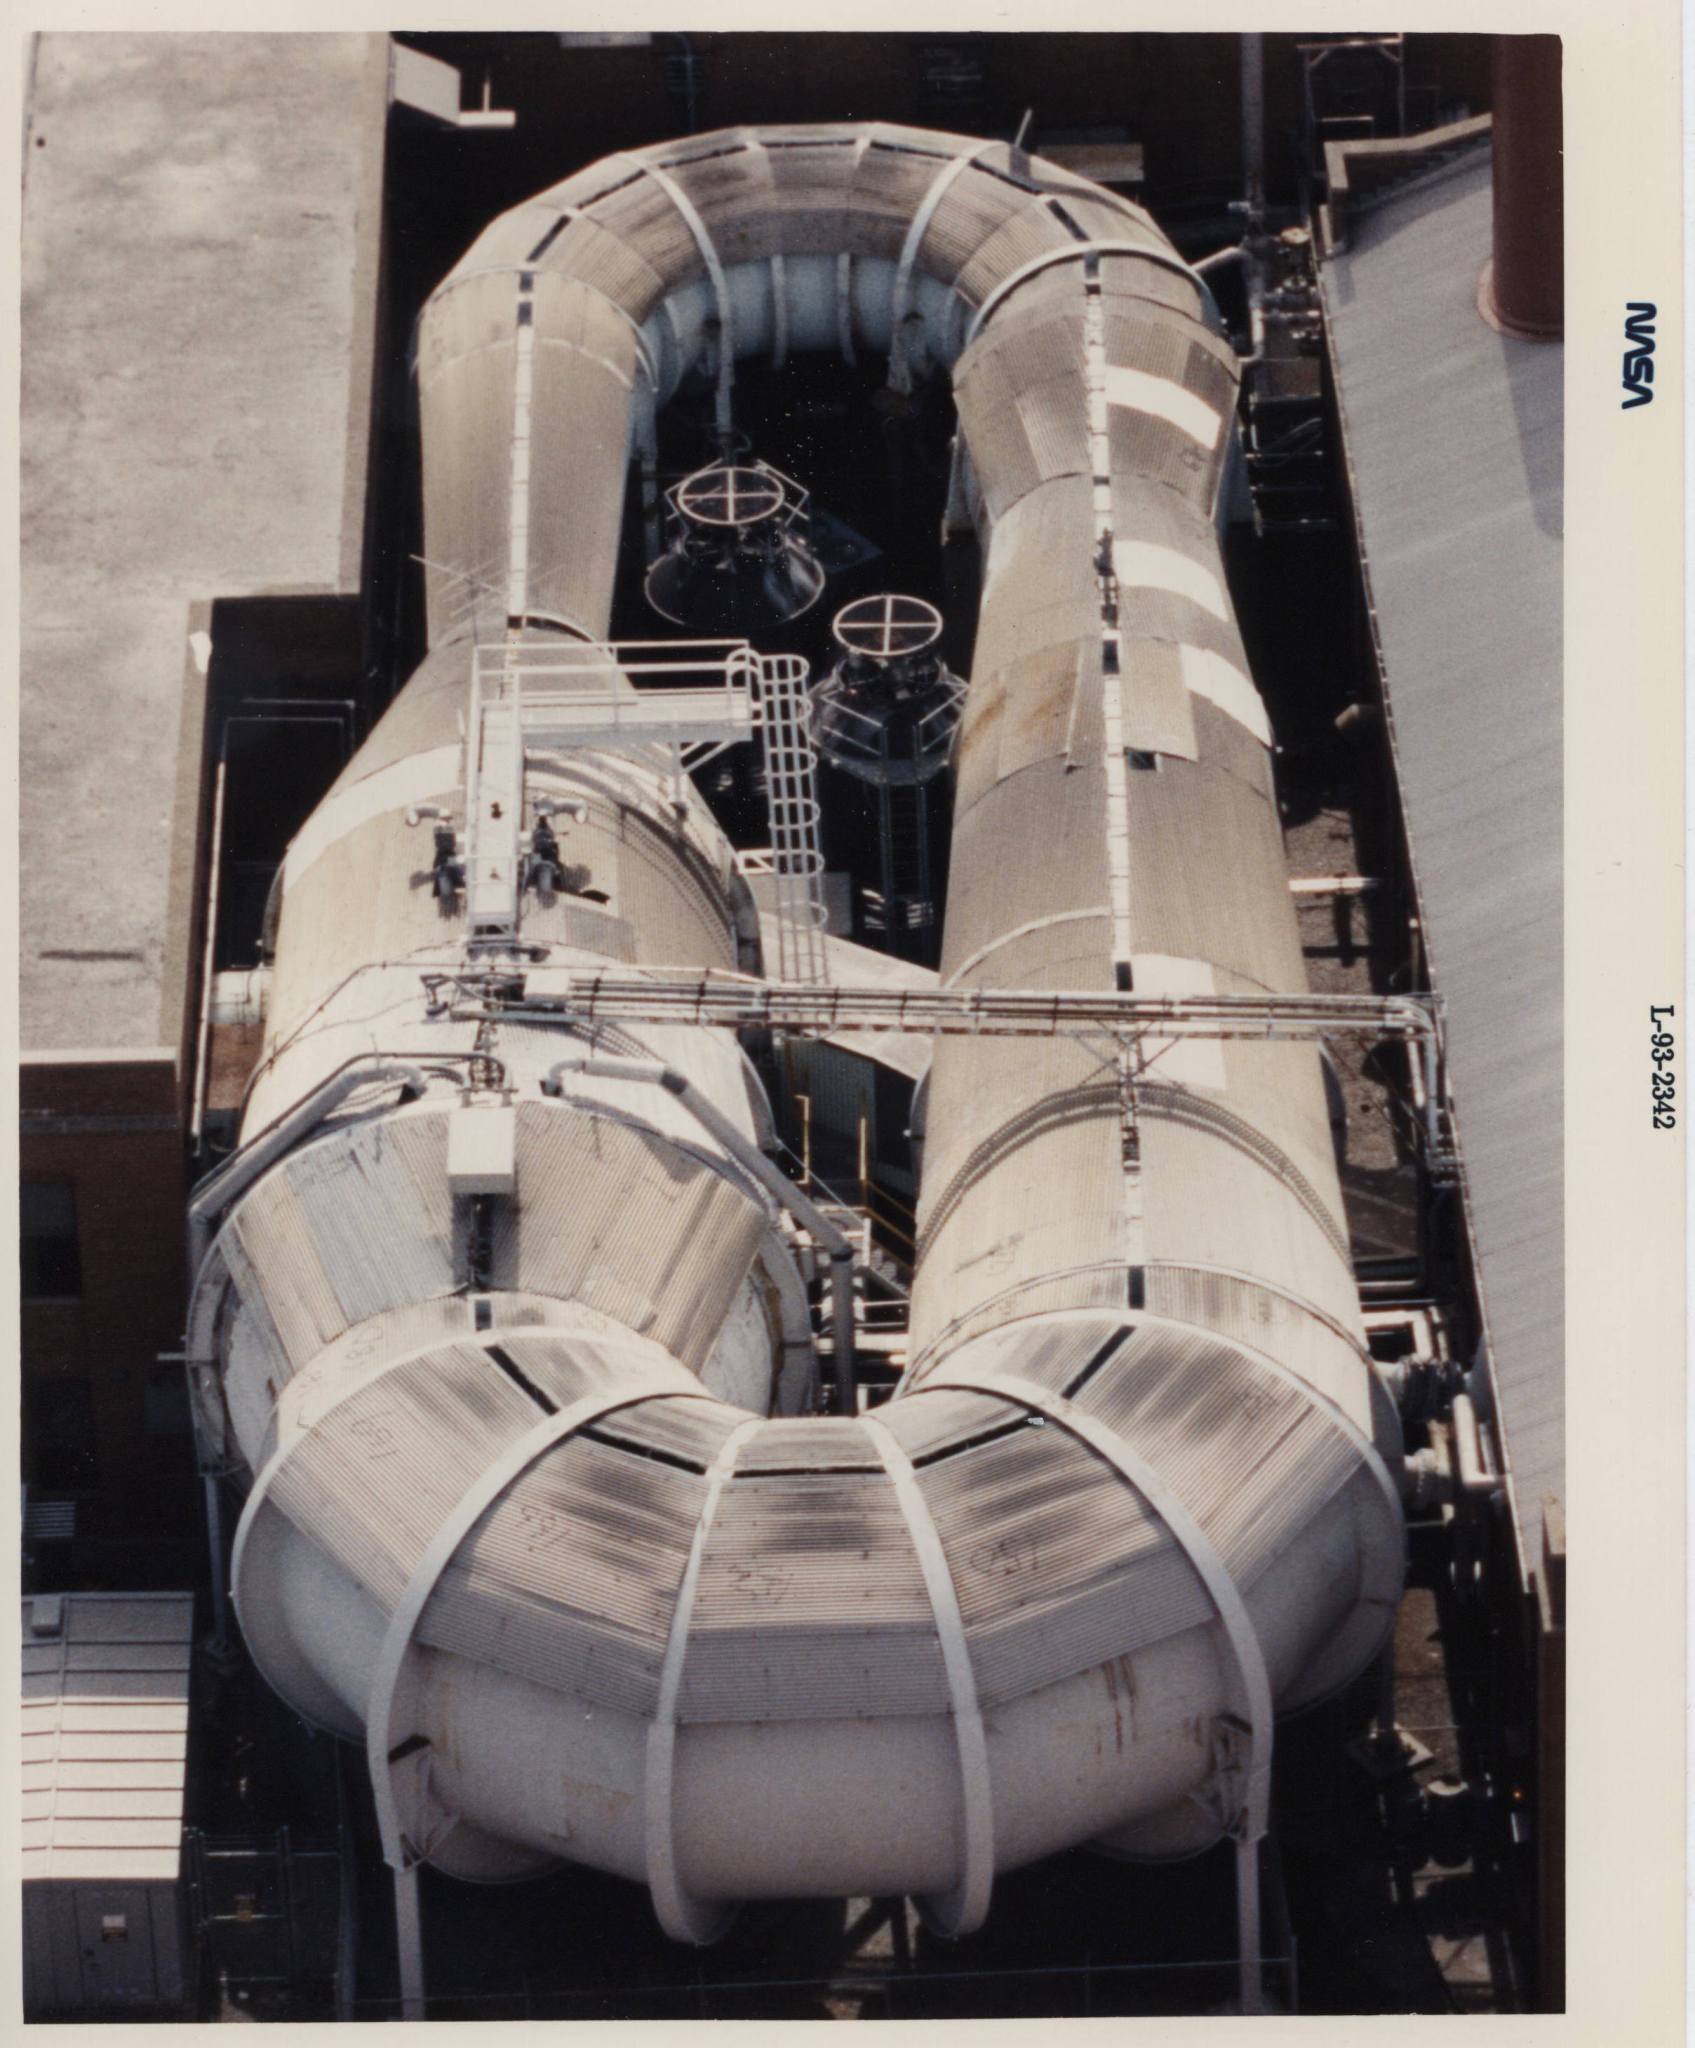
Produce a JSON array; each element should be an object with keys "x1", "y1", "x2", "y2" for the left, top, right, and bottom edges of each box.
[
  {"x1": 1235, "y1": 1834, "x2": 1265, "y2": 2014},
  {"x1": 202, "y1": 1472, "x2": 237, "y2": 1667}
]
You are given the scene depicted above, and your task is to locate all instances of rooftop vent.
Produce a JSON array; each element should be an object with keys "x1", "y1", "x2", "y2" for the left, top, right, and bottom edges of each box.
[{"x1": 644, "y1": 462, "x2": 826, "y2": 633}]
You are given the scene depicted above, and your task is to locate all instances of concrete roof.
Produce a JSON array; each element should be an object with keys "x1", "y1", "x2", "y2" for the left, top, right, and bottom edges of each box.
[
  {"x1": 20, "y1": 33, "x2": 387, "y2": 1058},
  {"x1": 21, "y1": 1594, "x2": 194, "y2": 1883},
  {"x1": 1322, "y1": 143, "x2": 1563, "y2": 1582}
]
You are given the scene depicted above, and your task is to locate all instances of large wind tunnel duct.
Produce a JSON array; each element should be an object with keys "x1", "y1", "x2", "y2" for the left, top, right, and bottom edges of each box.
[{"x1": 197, "y1": 124, "x2": 1405, "y2": 1942}]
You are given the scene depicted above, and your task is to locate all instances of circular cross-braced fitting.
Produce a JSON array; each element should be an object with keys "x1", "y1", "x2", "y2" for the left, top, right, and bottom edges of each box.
[
  {"x1": 832, "y1": 592, "x2": 945, "y2": 664},
  {"x1": 675, "y1": 463, "x2": 788, "y2": 531}
]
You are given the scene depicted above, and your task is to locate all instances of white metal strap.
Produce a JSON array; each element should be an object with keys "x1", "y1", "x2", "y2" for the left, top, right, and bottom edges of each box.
[
  {"x1": 964, "y1": 239, "x2": 1203, "y2": 349},
  {"x1": 769, "y1": 252, "x2": 789, "y2": 371},
  {"x1": 643, "y1": 1416, "x2": 763, "y2": 1943},
  {"x1": 921, "y1": 1366, "x2": 1273, "y2": 1842},
  {"x1": 366, "y1": 1383, "x2": 695, "y2": 1869},
  {"x1": 835, "y1": 253, "x2": 856, "y2": 367},
  {"x1": 887, "y1": 139, "x2": 1007, "y2": 393},
  {"x1": 862, "y1": 1415, "x2": 996, "y2": 1936},
  {"x1": 614, "y1": 154, "x2": 736, "y2": 436}
]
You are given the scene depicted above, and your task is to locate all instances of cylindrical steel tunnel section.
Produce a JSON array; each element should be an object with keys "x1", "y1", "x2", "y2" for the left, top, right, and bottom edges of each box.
[{"x1": 192, "y1": 123, "x2": 1404, "y2": 1942}]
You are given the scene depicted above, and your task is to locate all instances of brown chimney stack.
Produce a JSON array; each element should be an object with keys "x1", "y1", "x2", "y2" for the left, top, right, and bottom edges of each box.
[{"x1": 1480, "y1": 35, "x2": 1563, "y2": 341}]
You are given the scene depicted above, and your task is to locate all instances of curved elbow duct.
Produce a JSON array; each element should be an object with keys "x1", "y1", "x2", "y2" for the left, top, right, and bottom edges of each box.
[{"x1": 191, "y1": 123, "x2": 1404, "y2": 1942}]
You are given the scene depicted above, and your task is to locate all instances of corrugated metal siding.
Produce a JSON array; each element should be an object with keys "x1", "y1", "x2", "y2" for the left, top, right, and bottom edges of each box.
[
  {"x1": 590, "y1": 1394, "x2": 744, "y2": 1469},
  {"x1": 925, "y1": 1312, "x2": 1130, "y2": 1397},
  {"x1": 1098, "y1": 255, "x2": 1209, "y2": 321},
  {"x1": 943, "y1": 754, "x2": 1111, "y2": 968},
  {"x1": 1016, "y1": 373, "x2": 1092, "y2": 484},
  {"x1": 489, "y1": 1101, "x2": 763, "y2": 1368},
  {"x1": 417, "y1": 272, "x2": 520, "y2": 648},
  {"x1": 267, "y1": 1345, "x2": 537, "y2": 1609},
  {"x1": 610, "y1": 808, "x2": 740, "y2": 970},
  {"x1": 1107, "y1": 408, "x2": 1220, "y2": 513},
  {"x1": 230, "y1": 1172, "x2": 344, "y2": 1367},
  {"x1": 1143, "y1": 1262, "x2": 1367, "y2": 1414},
  {"x1": 678, "y1": 1460, "x2": 952, "y2": 1723},
  {"x1": 916, "y1": 1424, "x2": 1215, "y2": 1707},
  {"x1": 1137, "y1": 1111, "x2": 1361, "y2": 1340},
  {"x1": 1073, "y1": 1325, "x2": 1365, "y2": 1591},
  {"x1": 524, "y1": 277, "x2": 637, "y2": 636},
  {"x1": 1119, "y1": 639, "x2": 1199, "y2": 759},
  {"x1": 1122, "y1": 753, "x2": 1306, "y2": 991},
  {"x1": 953, "y1": 206, "x2": 1076, "y2": 306},
  {"x1": 533, "y1": 213, "x2": 667, "y2": 320},
  {"x1": 417, "y1": 1429, "x2": 704, "y2": 1716},
  {"x1": 908, "y1": 1263, "x2": 1133, "y2": 1375},
  {"x1": 872, "y1": 1385, "x2": 1022, "y2": 1460}
]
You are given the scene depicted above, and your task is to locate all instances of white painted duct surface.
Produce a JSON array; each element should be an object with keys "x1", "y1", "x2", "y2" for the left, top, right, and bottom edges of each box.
[{"x1": 191, "y1": 124, "x2": 1404, "y2": 1941}]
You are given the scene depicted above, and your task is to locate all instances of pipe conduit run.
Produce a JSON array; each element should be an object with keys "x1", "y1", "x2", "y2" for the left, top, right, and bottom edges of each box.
[{"x1": 189, "y1": 122, "x2": 1404, "y2": 1952}]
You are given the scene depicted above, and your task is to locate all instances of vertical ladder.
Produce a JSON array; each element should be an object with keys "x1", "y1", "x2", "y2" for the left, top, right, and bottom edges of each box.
[{"x1": 757, "y1": 653, "x2": 828, "y2": 985}]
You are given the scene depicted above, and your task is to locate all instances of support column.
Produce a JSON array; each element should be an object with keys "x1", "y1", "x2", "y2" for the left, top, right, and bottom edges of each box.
[{"x1": 394, "y1": 1863, "x2": 426, "y2": 2021}]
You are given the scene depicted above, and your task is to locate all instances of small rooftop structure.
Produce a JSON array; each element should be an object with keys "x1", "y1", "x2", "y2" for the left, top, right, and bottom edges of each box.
[{"x1": 21, "y1": 1592, "x2": 195, "y2": 2014}]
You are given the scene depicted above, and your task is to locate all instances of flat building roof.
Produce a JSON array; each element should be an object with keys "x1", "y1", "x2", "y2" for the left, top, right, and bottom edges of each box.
[{"x1": 20, "y1": 33, "x2": 387, "y2": 1059}]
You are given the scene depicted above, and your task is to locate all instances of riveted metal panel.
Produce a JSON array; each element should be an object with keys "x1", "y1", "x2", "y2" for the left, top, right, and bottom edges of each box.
[
  {"x1": 915, "y1": 1424, "x2": 1215, "y2": 1707},
  {"x1": 678, "y1": 1467, "x2": 952, "y2": 1722}
]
